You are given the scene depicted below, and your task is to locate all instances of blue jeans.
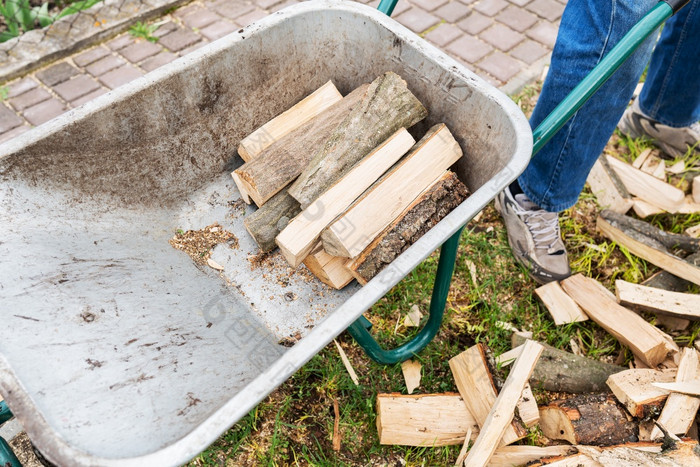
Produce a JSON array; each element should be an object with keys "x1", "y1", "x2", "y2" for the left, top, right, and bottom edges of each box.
[{"x1": 519, "y1": 0, "x2": 700, "y2": 212}]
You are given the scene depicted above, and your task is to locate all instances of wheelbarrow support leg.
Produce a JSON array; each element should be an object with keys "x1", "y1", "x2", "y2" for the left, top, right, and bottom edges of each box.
[
  {"x1": 0, "y1": 402, "x2": 22, "y2": 467},
  {"x1": 348, "y1": 227, "x2": 463, "y2": 365}
]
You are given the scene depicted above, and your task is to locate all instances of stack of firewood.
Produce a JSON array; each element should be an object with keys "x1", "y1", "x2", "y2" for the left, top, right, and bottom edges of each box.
[{"x1": 232, "y1": 72, "x2": 469, "y2": 288}]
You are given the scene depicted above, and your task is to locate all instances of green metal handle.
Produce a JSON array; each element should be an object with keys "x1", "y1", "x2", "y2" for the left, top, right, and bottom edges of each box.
[
  {"x1": 0, "y1": 401, "x2": 12, "y2": 425},
  {"x1": 347, "y1": 228, "x2": 463, "y2": 365},
  {"x1": 377, "y1": 0, "x2": 399, "y2": 16},
  {"x1": 0, "y1": 402, "x2": 20, "y2": 467},
  {"x1": 532, "y1": 2, "x2": 673, "y2": 155}
]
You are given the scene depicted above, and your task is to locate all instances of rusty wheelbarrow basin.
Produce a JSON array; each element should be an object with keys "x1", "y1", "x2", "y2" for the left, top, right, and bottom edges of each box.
[{"x1": 0, "y1": 1, "x2": 531, "y2": 465}]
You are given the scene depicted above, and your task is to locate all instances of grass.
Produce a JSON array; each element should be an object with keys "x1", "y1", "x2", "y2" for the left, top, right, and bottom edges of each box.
[
  {"x1": 187, "y1": 82, "x2": 700, "y2": 466},
  {"x1": 128, "y1": 20, "x2": 160, "y2": 42}
]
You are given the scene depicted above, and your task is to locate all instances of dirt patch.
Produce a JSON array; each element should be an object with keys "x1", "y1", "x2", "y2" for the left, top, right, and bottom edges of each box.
[{"x1": 169, "y1": 223, "x2": 238, "y2": 265}]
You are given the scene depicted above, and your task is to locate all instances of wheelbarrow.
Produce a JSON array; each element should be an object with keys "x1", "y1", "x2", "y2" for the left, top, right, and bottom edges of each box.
[{"x1": 0, "y1": 0, "x2": 686, "y2": 464}]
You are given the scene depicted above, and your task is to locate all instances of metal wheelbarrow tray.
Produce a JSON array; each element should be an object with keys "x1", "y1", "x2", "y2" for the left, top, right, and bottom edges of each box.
[{"x1": 0, "y1": 1, "x2": 531, "y2": 465}]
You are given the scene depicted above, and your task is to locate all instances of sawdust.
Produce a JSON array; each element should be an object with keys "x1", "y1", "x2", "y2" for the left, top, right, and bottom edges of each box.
[{"x1": 169, "y1": 223, "x2": 238, "y2": 265}]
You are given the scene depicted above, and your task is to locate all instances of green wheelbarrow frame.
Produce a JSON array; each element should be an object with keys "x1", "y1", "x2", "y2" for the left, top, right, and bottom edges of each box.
[{"x1": 348, "y1": 0, "x2": 689, "y2": 365}]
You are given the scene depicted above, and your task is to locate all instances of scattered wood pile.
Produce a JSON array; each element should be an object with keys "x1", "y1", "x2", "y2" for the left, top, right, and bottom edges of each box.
[
  {"x1": 377, "y1": 241, "x2": 700, "y2": 465},
  {"x1": 231, "y1": 73, "x2": 469, "y2": 288},
  {"x1": 587, "y1": 152, "x2": 700, "y2": 233}
]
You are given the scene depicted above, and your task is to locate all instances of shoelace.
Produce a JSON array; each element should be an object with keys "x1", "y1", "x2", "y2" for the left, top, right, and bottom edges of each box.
[{"x1": 512, "y1": 194, "x2": 564, "y2": 254}]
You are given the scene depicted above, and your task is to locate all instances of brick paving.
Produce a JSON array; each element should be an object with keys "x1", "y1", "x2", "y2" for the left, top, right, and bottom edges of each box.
[{"x1": 0, "y1": 0, "x2": 565, "y2": 144}]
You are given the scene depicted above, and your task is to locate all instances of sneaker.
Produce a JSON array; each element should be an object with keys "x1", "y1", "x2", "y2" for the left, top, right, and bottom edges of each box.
[
  {"x1": 495, "y1": 187, "x2": 571, "y2": 284},
  {"x1": 618, "y1": 99, "x2": 700, "y2": 158}
]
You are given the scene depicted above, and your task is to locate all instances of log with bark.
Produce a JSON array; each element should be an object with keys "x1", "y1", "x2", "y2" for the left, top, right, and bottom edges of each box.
[
  {"x1": 288, "y1": 71, "x2": 428, "y2": 208},
  {"x1": 600, "y1": 210, "x2": 700, "y2": 253},
  {"x1": 243, "y1": 190, "x2": 301, "y2": 252},
  {"x1": 512, "y1": 334, "x2": 625, "y2": 393},
  {"x1": 587, "y1": 156, "x2": 633, "y2": 214},
  {"x1": 642, "y1": 251, "x2": 700, "y2": 293},
  {"x1": 346, "y1": 170, "x2": 468, "y2": 284},
  {"x1": 539, "y1": 393, "x2": 638, "y2": 446},
  {"x1": 597, "y1": 212, "x2": 700, "y2": 286},
  {"x1": 232, "y1": 84, "x2": 370, "y2": 206}
]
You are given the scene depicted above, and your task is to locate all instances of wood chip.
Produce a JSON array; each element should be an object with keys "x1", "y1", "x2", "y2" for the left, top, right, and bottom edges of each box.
[
  {"x1": 333, "y1": 339, "x2": 359, "y2": 385},
  {"x1": 404, "y1": 305, "x2": 423, "y2": 328},
  {"x1": 401, "y1": 359, "x2": 422, "y2": 394}
]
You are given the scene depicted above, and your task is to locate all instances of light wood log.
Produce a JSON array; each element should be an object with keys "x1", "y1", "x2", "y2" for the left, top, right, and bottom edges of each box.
[
  {"x1": 375, "y1": 393, "x2": 478, "y2": 446},
  {"x1": 639, "y1": 153, "x2": 666, "y2": 179},
  {"x1": 633, "y1": 148, "x2": 653, "y2": 169},
  {"x1": 539, "y1": 393, "x2": 638, "y2": 446},
  {"x1": 651, "y1": 348, "x2": 700, "y2": 440},
  {"x1": 598, "y1": 215, "x2": 700, "y2": 286},
  {"x1": 678, "y1": 195, "x2": 700, "y2": 214},
  {"x1": 276, "y1": 128, "x2": 415, "y2": 267},
  {"x1": 302, "y1": 243, "x2": 354, "y2": 289},
  {"x1": 560, "y1": 274, "x2": 669, "y2": 367},
  {"x1": 289, "y1": 72, "x2": 428, "y2": 208},
  {"x1": 449, "y1": 344, "x2": 528, "y2": 446},
  {"x1": 534, "y1": 281, "x2": 588, "y2": 325},
  {"x1": 587, "y1": 157, "x2": 633, "y2": 213},
  {"x1": 512, "y1": 334, "x2": 625, "y2": 393},
  {"x1": 633, "y1": 199, "x2": 665, "y2": 218},
  {"x1": 653, "y1": 381, "x2": 700, "y2": 396},
  {"x1": 600, "y1": 210, "x2": 700, "y2": 253},
  {"x1": 694, "y1": 176, "x2": 700, "y2": 204},
  {"x1": 345, "y1": 170, "x2": 468, "y2": 283},
  {"x1": 322, "y1": 124, "x2": 462, "y2": 258},
  {"x1": 517, "y1": 383, "x2": 539, "y2": 427},
  {"x1": 616, "y1": 280, "x2": 700, "y2": 320},
  {"x1": 463, "y1": 340, "x2": 543, "y2": 467},
  {"x1": 243, "y1": 190, "x2": 300, "y2": 252},
  {"x1": 605, "y1": 155, "x2": 685, "y2": 213},
  {"x1": 238, "y1": 81, "x2": 343, "y2": 161},
  {"x1": 490, "y1": 446, "x2": 578, "y2": 467},
  {"x1": 606, "y1": 369, "x2": 676, "y2": 418},
  {"x1": 233, "y1": 85, "x2": 370, "y2": 206}
]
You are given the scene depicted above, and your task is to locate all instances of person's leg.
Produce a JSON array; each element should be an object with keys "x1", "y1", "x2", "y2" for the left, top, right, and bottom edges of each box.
[
  {"x1": 639, "y1": 0, "x2": 700, "y2": 127},
  {"x1": 497, "y1": 0, "x2": 656, "y2": 284},
  {"x1": 520, "y1": 0, "x2": 657, "y2": 212},
  {"x1": 618, "y1": 0, "x2": 700, "y2": 157}
]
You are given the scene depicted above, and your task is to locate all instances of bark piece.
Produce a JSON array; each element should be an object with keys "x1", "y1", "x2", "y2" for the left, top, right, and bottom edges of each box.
[
  {"x1": 322, "y1": 124, "x2": 462, "y2": 258},
  {"x1": 651, "y1": 348, "x2": 700, "y2": 440},
  {"x1": 276, "y1": 128, "x2": 415, "y2": 267},
  {"x1": 376, "y1": 393, "x2": 478, "y2": 446},
  {"x1": 606, "y1": 155, "x2": 685, "y2": 213},
  {"x1": 449, "y1": 344, "x2": 528, "y2": 446},
  {"x1": 598, "y1": 215, "x2": 700, "y2": 286},
  {"x1": 302, "y1": 244, "x2": 354, "y2": 289},
  {"x1": 587, "y1": 157, "x2": 633, "y2": 213},
  {"x1": 616, "y1": 280, "x2": 700, "y2": 320},
  {"x1": 539, "y1": 393, "x2": 638, "y2": 446},
  {"x1": 346, "y1": 170, "x2": 468, "y2": 283},
  {"x1": 238, "y1": 81, "x2": 343, "y2": 161},
  {"x1": 463, "y1": 340, "x2": 543, "y2": 467},
  {"x1": 233, "y1": 85, "x2": 369, "y2": 206},
  {"x1": 560, "y1": 274, "x2": 670, "y2": 367},
  {"x1": 535, "y1": 281, "x2": 588, "y2": 325},
  {"x1": 512, "y1": 334, "x2": 625, "y2": 393},
  {"x1": 289, "y1": 71, "x2": 428, "y2": 208},
  {"x1": 243, "y1": 190, "x2": 300, "y2": 252},
  {"x1": 606, "y1": 368, "x2": 676, "y2": 418}
]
